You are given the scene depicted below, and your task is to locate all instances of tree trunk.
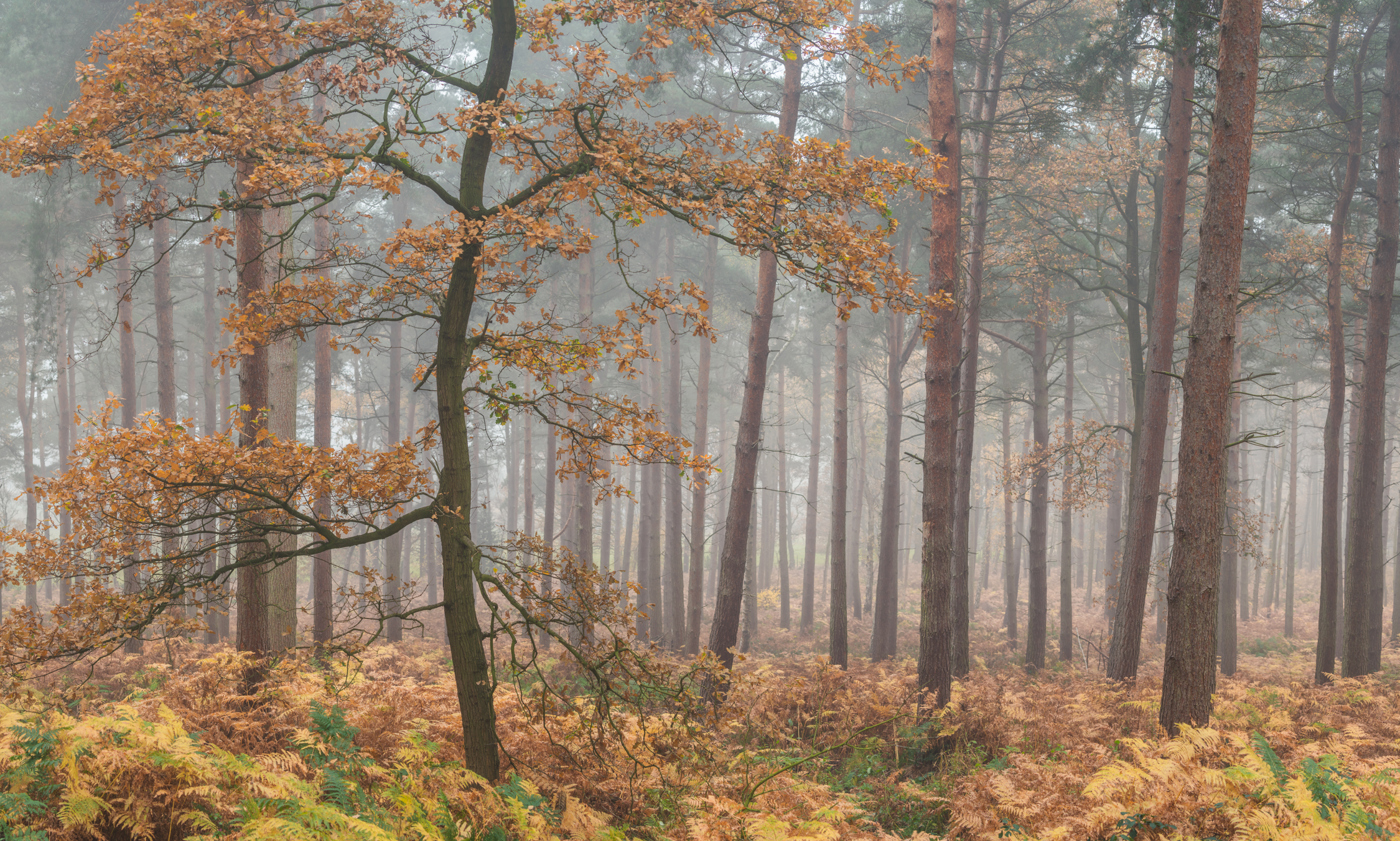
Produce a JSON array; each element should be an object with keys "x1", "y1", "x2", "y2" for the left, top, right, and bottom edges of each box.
[
  {"x1": 831, "y1": 292, "x2": 851, "y2": 668},
  {"x1": 801, "y1": 343, "x2": 822, "y2": 635},
  {"x1": 954, "y1": 0, "x2": 1010, "y2": 679},
  {"x1": 871, "y1": 307, "x2": 908, "y2": 660},
  {"x1": 1286, "y1": 384, "x2": 1298, "y2": 638},
  {"x1": 1026, "y1": 299, "x2": 1050, "y2": 672},
  {"x1": 1058, "y1": 310, "x2": 1074, "y2": 661},
  {"x1": 686, "y1": 238, "x2": 716, "y2": 652},
  {"x1": 1160, "y1": 0, "x2": 1261, "y2": 733},
  {"x1": 1218, "y1": 376, "x2": 1240, "y2": 677},
  {"x1": 1343, "y1": 3, "x2": 1400, "y2": 677},
  {"x1": 1104, "y1": 373, "x2": 1126, "y2": 620},
  {"x1": 1003, "y1": 390, "x2": 1017, "y2": 641},
  {"x1": 267, "y1": 332, "x2": 299, "y2": 651},
  {"x1": 706, "y1": 49, "x2": 800, "y2": 672},
  {"x1": 777, "y1": 370, "x2": 793, "y2": 629},
  {"x1": 917, "y1": 0, "x2": 960, "y2": 706},
  {"x1": 234, "y1": 173, "x2": 272, "y2": 657},
  {"x1": 1107, "y1": 39, "x2": 1194, "y2": 680},
  {"x1": 56, "y1": 283, "x2": 71, "y2": 609},
  {"x1": 1317, "y1": 1, "x2": 1379, "y2": 685},
  {"x1": 312, "y1": 213, "x2": 333, "y2": 647}
]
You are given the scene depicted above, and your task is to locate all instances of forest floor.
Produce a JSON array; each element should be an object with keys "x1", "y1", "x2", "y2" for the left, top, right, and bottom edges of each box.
[{"x1": 1, "y1": 581, "x2": 1398, "y2": 840}]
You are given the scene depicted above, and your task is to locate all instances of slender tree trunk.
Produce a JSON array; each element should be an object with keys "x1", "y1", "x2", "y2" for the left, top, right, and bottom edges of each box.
[
  {"x1": 831, "y1": 293, "x2": 851, "y2": 668},
  {"x1": 1107, "y1": 40, "x2": 1194, "y2": 679},
  {"x1": 56, "y1": 283, "x2": 71, "y2": 609},
  {"x1": 1058, "y1": 311, "x2": 1074, "y2": 661},
  {"x1": 686, "y1": 238, "x2": 716, "y2": 652},
  {"x1": 706, "y1": 51, "x2": 801, "y2": 672},
  {"x1": 267, "y1": 330, "x2": 299, "y2": 651},
  {"x1": 777, "y1": 371, "x2": 793, "y2": 630},
  {"x1": 1026, "y1": 299, "x2": 1050, "y2": 672},
  {"x1": 1218, "y1": 376, "x2": 1241, "y2": 677},
  {"x1": 622, "y1": 460, "x2": 635, "y2": 582},
  {"x1": 1286, "y1": 384, "x2": 1298, "y2": 638},
  {"x1": 954, "y1": 0, "x2": 1010, "y2": 679},
  {"x1": 1003, "y1": 392, "x2": 1017, "y2": 641},
  {"x1": 1160, "y1": 0, "x2": 1261, "y2": 733},
  {"x1": 1104, "y1": 373, "x2": 1126, "y2": 620},
  {"x1": 1318, "y1": 3, "x2": 1379, "y2": 685},
  {"x1": 1343, "y1": 3, "x2": 1400, "y2": 677},
  {"x1": 872, "y1": 307, "x2": 908, "y2": 660},
  {"x1": 545, "y1": 422, "x2": 558, "y2": 647},
  {"x1": 312, "y1": 216, "x2": 333, "y2": 646},
  {"x1": 918, "y1": 0, "x2": 960, "y2": 706},
  {"x1": 801, "y1": 344, "x2": 822, "y2": 635}
]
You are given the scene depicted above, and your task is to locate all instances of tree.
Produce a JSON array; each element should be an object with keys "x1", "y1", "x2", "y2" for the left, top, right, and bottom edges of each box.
[
  {"x1": 2, "y1": 0, "x2": 927, "y2": 779},
  {"x1": 1106, "y1": 0, "x2": 1196, "y2": 680},
  {"x1": 1160, "y1": 0, "x2": 1262, "y2": 734},
  {"x1": 1342, "y1": 0, "x2": 1400, "y2": 679},
  {"x1": 918, "y1": 0, "x2": 960, "y2": 706}
]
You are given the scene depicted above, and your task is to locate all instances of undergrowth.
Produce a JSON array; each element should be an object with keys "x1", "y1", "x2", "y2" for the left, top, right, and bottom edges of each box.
[{"x1": 0, "y1": 609, "x2": 1397, "y2": 840}]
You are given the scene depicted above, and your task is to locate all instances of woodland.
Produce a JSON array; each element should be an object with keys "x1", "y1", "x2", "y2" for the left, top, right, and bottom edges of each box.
[{"x1": 0, "y1": 0, "x2": 1398, "y2": 837}]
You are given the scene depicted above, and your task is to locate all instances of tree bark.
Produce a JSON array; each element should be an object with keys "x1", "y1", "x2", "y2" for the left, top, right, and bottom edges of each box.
[
  {"x1": 234, "y1": 170, "x2": 271, "y2": 657},
  {"x1": 777, "y1": 370, "x2": 793, "y2": 629},
  {"x1": 1218, "y1": 372, "x2": 1241, "y2": 677},
  {"x1": 954, "y1": 0, "x2": 1010, "y2": 678},
  {"x1": 801, "y1": 343, "x2": 822, "y2": 635},
  {"x1": 311, "y1": 214, "x2": 334, "y2": 646},
  {"x1": 1025, "y1": 299, "x2": 1050, "y2": 672},
  {"x1": 1058, "y1": 311, "x2": 1074, "y2": 661},
  {"x1": 706, "y1": 50, "x2": 802, "y2": 674},
  {"x1": 1107, "y1": 40, "x2": 1194, "y2": 680},
  {"x1": 1160, "y1": 0, "x2": 1260, "y2": 733},
  {"x1": 267, "y1": 330, "x2": 299, "y2": 651},
  {"x1": 1317, "y1": 2, "x2": 1379, "y2": 685},
  {"x1": 686, "y1": 238, "x2": 716, "y2": 652},
  {"x1": 1343, "y1": 2, "x2": 1400, "y2": 678},
  {"x1": 918, "y1": 0, "x2": 960, "y2": 705},
  {"x1": 831, "y1": 293, "x2": 851, "y2": 668},
  {"x1": 871, "y1": 307, "x2": 909, "y2": 660},
  {"x1": 1003, "y1": 387, "x2": 1018, "y2": 641},
  {"x1": 1286, "y1": 384, "x2": 1298, "y2": 638}
]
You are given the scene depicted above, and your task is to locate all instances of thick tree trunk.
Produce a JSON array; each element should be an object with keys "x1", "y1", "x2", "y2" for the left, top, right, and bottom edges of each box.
[
  {"x1": 1343, "y1": 4, "x2": 1400, "y2": 677},
  {"x1": 56, "y1": 284, "x2": 71, "y2": 609},
  {"x1": 918, "y1": 0, "x2": 960, "y2": 706},
  {"x1": 1107, "y1": 42, "x2": 1194, "y2": 679},
  {"x1": 686, "y1": 238, "x2": 716, "y2": 652},
  {"x1": 1058, "y1": 311, "x2": 1074, "y2": 661},
  {"x1": 801, "y1": 344, "x2": 821, "y2": 634},
  {"x1": 1160, "y1": 0, "x2": 1260, "y2": 733}
]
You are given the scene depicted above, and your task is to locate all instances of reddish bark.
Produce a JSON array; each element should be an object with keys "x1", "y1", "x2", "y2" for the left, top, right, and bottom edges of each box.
[
  {"x1": 917, "y1": 0, "x2": 959, "y2": 705},
  {"x1": 1160, "y1": 0, "x2": 1261, "y2": 733}
]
